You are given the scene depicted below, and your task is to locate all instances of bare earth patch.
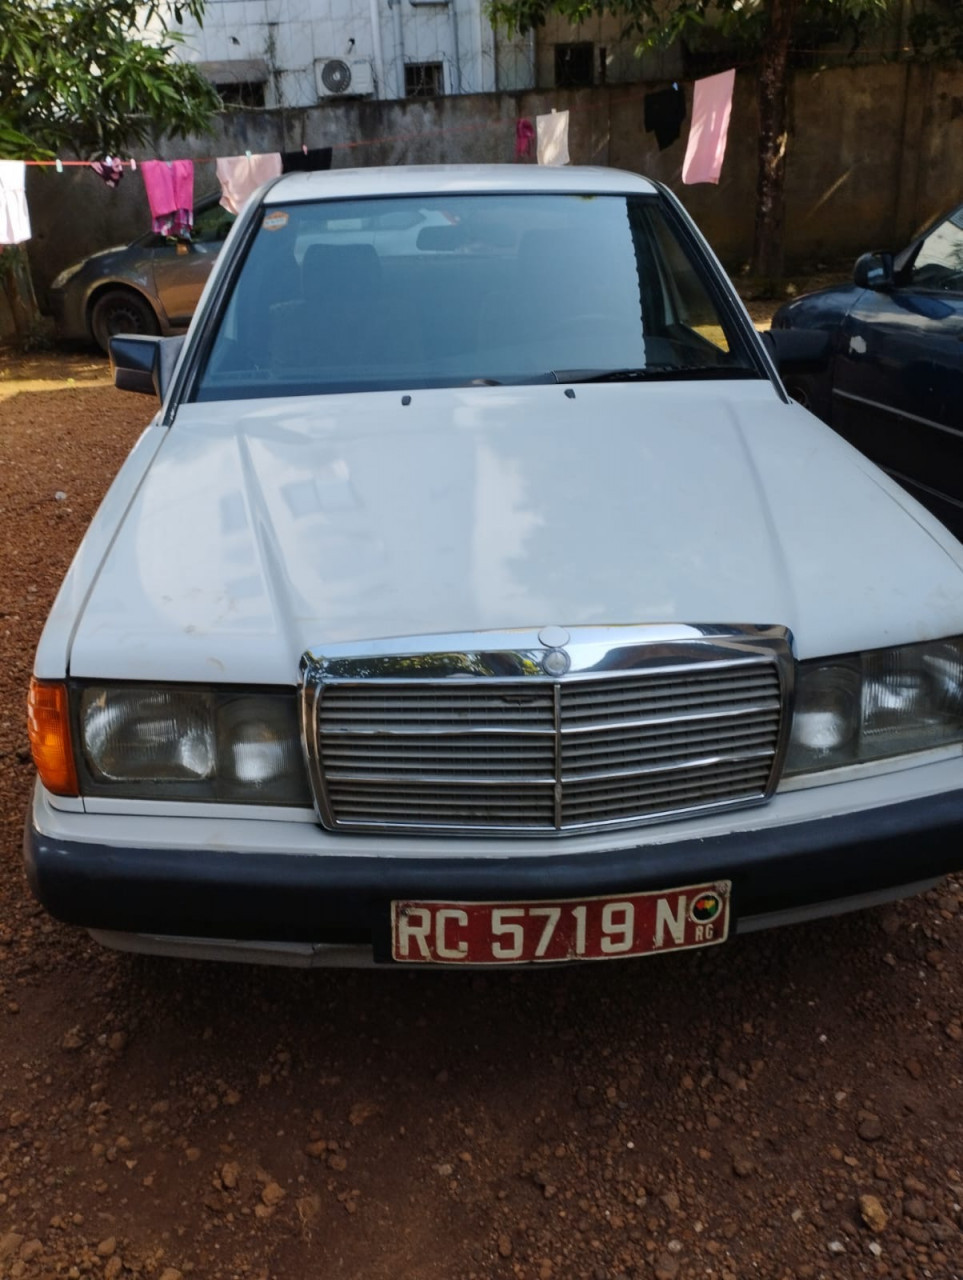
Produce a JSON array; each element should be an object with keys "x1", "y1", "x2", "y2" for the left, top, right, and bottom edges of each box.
[
  {"x1": 0, "y1": 352, "x2": 112, "y2": 402},
  {"x1": 0, "y1": 352, "x2": 960, "y2": 1280}
]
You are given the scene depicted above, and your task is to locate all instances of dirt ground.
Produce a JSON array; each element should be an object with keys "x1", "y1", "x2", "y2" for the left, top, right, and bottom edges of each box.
[{"x1": 0, "y1": 345, "x2": 962, "y2": 1280}]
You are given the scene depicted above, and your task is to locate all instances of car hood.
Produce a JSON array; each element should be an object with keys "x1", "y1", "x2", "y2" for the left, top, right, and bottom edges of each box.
[
  {"x1": 69, "y1": 382, "x2": 963, "y2": 684},
  {"x1": 772, "y1": 284, "x2": 864, "y2": 327},
  {"x1": 76, "y1": 246, "x2": 133, "y2": 273},
  {"x1": 49, "y1": 247, "x2": 131, "y2": 293}
]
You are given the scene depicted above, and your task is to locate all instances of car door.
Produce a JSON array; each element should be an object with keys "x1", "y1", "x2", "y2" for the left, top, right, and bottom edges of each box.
[
  {"x1": 151, "y1": 201, "x2": 236, "y2": 327},
  {"x1": 830, "y1": 206, "x2": 963, "y2": 532}
]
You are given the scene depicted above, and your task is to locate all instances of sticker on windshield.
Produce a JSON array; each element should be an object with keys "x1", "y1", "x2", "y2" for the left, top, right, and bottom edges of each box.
[{"x1": 262, "y1": 211, "x2": 289, "y2": 232}]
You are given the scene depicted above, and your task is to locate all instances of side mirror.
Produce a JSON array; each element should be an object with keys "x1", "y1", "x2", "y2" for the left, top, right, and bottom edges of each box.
[
  {"x1": 762, "y1": 328, "x2": 830, "y2": 375},
  {"x1": 110, "y1": 334, "x2": 185, "y2": 400},
  {"x1": 853, "y1": 251, "x2": 894, "y2": 290}
]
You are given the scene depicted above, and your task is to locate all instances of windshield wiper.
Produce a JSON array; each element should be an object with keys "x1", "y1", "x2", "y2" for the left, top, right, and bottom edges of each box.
[
  {"x1": 553, "y1": 366, "x2": 757, "y2": 384},
  {"x1": 461, "y1": 373, "x2": 559, "y2": 386}
]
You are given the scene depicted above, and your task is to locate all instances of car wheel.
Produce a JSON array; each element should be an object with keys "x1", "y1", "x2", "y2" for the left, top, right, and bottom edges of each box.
[
  {"x1": 785, "y1": 374, "x2": 832, "y2": 425},
  {"x1": 90, "y1": 289, "x2": 160, "y2": 354}
]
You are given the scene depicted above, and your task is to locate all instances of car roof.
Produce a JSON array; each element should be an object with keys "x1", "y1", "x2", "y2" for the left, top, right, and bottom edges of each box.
[{"x1": 262, "y1": 164, "x2": 660, "y2": 203}]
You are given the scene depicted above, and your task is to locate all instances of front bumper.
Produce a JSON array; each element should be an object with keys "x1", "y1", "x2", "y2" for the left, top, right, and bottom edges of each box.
[
  {"x1": 24, "y1": 764, "x2": 963, "y2": 962},
  {"x1": 48, "y1": 286, "x2": 89, "y2": 343}
]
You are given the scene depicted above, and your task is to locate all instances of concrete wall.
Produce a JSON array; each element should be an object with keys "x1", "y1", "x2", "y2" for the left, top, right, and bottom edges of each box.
[
  {"x1": 783, "y1": 62, "x2": 963, "y2": 263},
  {"x1": 18, "y1": 60, "x2": 963, "y2": 322},
  {"x1": 534, "y1": 11, "x2": 682, "y2": 88}
]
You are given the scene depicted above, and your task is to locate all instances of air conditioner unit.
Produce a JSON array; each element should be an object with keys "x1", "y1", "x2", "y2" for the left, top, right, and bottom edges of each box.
[{"x1": 315, "y1": 57, "x2": 374, "y2": 98}]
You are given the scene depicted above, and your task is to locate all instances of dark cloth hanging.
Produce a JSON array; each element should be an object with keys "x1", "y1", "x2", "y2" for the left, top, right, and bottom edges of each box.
[
  {"x1": 89, "y1": 157, "x2": 124, "y2": 188},
  {"x1": 643, "y1": 85, "x2": 687, "y2": 151},
  {"x1": 281, "y1": 148, "x2": 333, "y2": 173}
]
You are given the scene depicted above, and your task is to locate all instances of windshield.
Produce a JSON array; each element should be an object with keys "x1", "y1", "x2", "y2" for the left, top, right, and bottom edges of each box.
[{"x1": 193, "y1": 193, "x2": 763, "y2": 400}]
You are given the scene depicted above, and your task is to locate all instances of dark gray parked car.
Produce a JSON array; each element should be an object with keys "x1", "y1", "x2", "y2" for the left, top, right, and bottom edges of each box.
[
  {"x1": 772, "y1": 202, "x2": 963, "y2": 536},
  {"x1": 49, "y1": 199, "x2": 235, "y2": 352}
]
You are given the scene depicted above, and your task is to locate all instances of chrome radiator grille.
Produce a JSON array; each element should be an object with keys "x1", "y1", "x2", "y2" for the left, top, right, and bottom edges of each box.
[{"x1": 302, "y1": 629, "x2": 790, "y2": 835}]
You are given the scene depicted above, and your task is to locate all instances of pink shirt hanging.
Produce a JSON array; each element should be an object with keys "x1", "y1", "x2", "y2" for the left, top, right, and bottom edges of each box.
[
  {"x1": 140, "y1": 159, "x2": 194, "y2": 236},
  {"x1": 681, "y1": 70, "x2": 736, "y2": 186},
  {"x1": 515, "y1": 119, "x2": 535, "y2": 160}
]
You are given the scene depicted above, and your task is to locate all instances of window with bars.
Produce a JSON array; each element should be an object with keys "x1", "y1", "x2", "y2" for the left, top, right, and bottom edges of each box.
[
  {"x1": 215, "y1": 81, "x2": 267, "y2": 108},
  {"x1": 405, "y1": 62, "x2": 444, "y2": 98}
]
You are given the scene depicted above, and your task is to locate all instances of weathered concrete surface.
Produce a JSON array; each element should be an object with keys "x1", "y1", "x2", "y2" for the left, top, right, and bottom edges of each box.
[{"x1": 18, "y1": 60, "x2": 963, "y2": 318}]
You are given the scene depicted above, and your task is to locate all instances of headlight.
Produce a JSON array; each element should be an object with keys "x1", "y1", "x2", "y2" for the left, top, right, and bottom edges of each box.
[
  {"x1": 78, "y1": 685, "x2": 311, "y2": 805},
  {"x1": 785, "y1": 638, "x2": 963, "y2": 776},
  {"x1": 50, "y1": 261, "x2": 85, "y2": 291}
]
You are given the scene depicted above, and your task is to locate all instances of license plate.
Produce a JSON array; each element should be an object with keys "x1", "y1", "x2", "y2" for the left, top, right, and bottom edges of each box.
[{"x1": 390, "y1": 880, "x2": 731, "y2": 965}]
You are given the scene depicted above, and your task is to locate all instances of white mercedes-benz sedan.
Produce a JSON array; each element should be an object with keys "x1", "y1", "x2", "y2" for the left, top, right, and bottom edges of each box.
[{"x1": 24, "y1": 165, "x2": 963, "y2": 967}]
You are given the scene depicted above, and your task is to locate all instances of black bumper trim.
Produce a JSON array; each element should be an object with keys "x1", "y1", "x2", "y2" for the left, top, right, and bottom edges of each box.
[{"x1": 25, "y1": 788, "x2": 963, "y2": 948}]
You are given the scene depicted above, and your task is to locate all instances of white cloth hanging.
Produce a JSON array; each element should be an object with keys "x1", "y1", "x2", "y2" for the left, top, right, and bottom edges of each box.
[
  {"x1": 216, "y1": 153, "x2": 283, "y2": 214},
  {"x1": 0, "y1": 161, "x2": 31, "y2": 245},
  {"x1": 536, "y1": 111, "x2": 570, "y2": 167}
]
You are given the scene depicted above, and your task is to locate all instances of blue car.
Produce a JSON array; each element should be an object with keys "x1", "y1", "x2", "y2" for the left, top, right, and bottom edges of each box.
[{"x1": 772, "y1": 202, "x2": 963, "y2": 536}]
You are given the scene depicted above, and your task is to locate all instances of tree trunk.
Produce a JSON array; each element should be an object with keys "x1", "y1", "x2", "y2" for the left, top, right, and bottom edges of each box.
[
  {"x1": 751, "y1": 0, "x2": 798, "y2": 282},
  {"x1": 0, "y1": 247, "x2": 42, "y2": 346}
]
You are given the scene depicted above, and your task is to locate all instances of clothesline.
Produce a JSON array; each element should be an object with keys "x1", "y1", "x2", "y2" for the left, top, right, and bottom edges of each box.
[
  {"x1": 10, "y1": 101, "x2": 572, "y2": 166},
  {"x1": 11, "y1": 41, "x2": 911, "y2": 170},
  {"x1": 0, "y1": 72, "x2": 738, "y2": 246},
  {"x1": 4, "y1": 72, "x2": 744, "y2": 167},
  {"x1": 15, "y1": 111, "x2": 584, "y2": 166},
  {"x1": 12, "y1": 92, "x2": 683, "y2": 166},
  {"x1": 9, "y1": 36, "x2": 921, "y2": 170},
  {"x1": 11, "y1": 39, "x2": 917, "y2": 166}
]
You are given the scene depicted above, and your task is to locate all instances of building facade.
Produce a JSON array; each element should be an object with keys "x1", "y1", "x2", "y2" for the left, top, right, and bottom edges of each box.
[{"x1": 168, "y1": 0, "x2": 681, "y2": 105}]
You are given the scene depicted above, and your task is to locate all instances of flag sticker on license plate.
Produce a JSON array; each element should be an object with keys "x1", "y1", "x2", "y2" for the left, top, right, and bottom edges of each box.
[{"x1": 390, "y1": 881, "x2": 731, "y2": 964}]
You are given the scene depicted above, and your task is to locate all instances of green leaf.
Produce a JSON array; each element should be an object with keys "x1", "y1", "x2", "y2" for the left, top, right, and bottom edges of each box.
[{"x1": 1, "y1": 0, "x2": 215, "y2": 155}]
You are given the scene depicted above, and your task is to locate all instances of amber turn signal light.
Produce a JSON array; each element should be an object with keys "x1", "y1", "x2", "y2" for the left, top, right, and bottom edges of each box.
[{"x1": 27, "y1": 678, "x2": 79, "y2": 797}]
